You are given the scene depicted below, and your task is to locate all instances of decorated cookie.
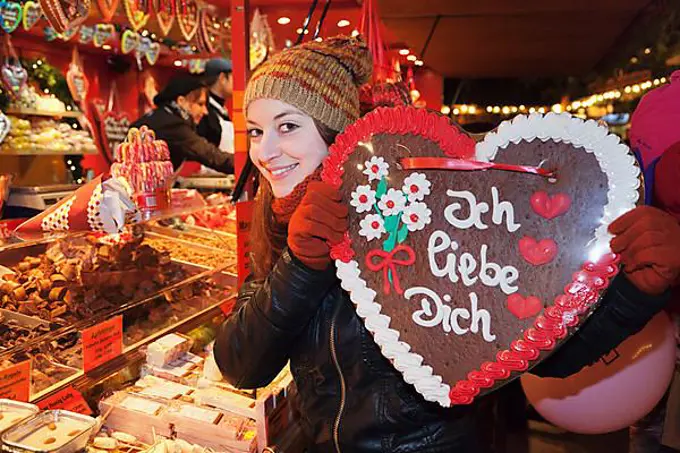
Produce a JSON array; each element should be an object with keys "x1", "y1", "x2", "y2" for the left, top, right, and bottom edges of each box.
[{"x1": 323, "y1": 107, "x2": 641, "y2": 407}]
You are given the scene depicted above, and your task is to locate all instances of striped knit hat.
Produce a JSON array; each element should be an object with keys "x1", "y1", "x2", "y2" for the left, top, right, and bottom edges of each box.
[{"x1": 244, "y1": 35, "x2": 373, "y2": 133}]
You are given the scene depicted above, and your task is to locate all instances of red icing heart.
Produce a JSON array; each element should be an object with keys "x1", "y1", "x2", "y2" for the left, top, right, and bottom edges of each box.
[
  {"x1": 324, "y1": 106, "x2": 640, "y2": 408},
  {"x1": 507, "y1": 294, "x2": 543, "y2": 320},
  {"x1": 518, "y1": 236, "x2": 558, "y2": 266},
  {"x1": 530, "y1": 191, "x2": 571, "y2": 219}
]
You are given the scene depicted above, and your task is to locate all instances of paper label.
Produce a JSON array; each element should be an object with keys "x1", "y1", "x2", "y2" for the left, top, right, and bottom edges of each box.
[
  {"x1": 82, "y1": 316, "x2": 123, "y2": 373},
  {"x1": 0, "y1": 361, "x2": 31, "y2": 401},
  {"x1": 37, "y1": 386, "x2": 92, "y2": 415}
]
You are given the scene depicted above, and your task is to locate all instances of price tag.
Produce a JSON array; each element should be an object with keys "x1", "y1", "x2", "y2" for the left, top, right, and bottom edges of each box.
[
  {"x1": 37, "y1": 386, "x2": 92, "y2": 415},
  {"x1": 236, "y1": 200, "x2": 253, "y2": 286},
  {"x1": 0, "y1": 360, "x2": 31, "y2": 401},
  {"x1": 82, "y1": 315, "x2": 123, "y2": 373}
]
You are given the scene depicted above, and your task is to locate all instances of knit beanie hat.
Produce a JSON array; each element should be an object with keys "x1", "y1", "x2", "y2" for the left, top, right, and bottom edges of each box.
[{"x1": 244, "y1": 35, "x2": 373, "y2": 133}]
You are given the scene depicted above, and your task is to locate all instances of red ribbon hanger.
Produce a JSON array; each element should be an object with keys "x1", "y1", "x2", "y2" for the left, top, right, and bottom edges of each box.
[{"x1": 400, "y1": 157, "x2": 555, "y2": 178}]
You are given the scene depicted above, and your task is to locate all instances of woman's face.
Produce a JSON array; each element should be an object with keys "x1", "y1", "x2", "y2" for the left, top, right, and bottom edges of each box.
[
  {"x1": 177, "y1": 90, "x2": 208, "y2": 124},
  {"x1": 247, "y1": 99, "x2": 329, "y2": 198}
]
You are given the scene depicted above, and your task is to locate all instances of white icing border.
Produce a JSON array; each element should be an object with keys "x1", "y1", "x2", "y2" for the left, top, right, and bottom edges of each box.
[{"x1": 335, "y1": 112, "x2": 640, "y2": 407}]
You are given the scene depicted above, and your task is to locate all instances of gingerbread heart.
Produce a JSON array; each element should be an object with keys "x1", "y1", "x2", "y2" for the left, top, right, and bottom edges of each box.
[
  {"x1": 121, "y1": 29, "x2": 139, "y2": 54},
  {"x1": 123, "y1": 0, "x2": 149, "y2": 31},
  {"x1": 66, "y1": 62, "x2": 89, "y2": 102},
  {"x1": 1, "y1": 59, "x2": 28, "y2": 98},
  {"x1": 1, "y1": 2, "x2": 23, "y2": 33},
  {"x1": 93, "y1": 23, "x2": 115, "y2": 47},
  {"x1": 198, "y1": 8, "x2": 221, "y2": 53},
  {"x1": 145, "y1": 41, "x2": 160, "y2": 65},
  {"x1": 153, "y1": 0, "x2": 175, "y2": 36},
  {"x1": 39, "y1": 0, "x2": 90, "y2": 34},
  {"x1": 60, "y1": 24, "x2": 79, "y2": 41},
  {"x1": 324, "y1": 107, "x2": 641, "y2": 407},
  {"x1": 175, "y1": 0, "x2": 198, "y2": 41},
  {"x1": 44, "y1": 26, "x2": 58, "y2": 40},
  {"x1": 103, "y1": 112, "x2": 131, "y2": 161},
  {"x1": 96, "y1": 0, "x2": 119, "y2": 22},
  {"x1": 22, "y1": 0, "x2": 42, "y2": 30},
  {"x1": 79, "y1": 25, "x2": 94, "y2": 44}
]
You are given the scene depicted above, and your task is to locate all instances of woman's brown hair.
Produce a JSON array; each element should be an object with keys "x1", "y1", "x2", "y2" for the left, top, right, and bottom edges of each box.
[{"x1": 248, "y1": 120, "x2": 339, "y2": 279}]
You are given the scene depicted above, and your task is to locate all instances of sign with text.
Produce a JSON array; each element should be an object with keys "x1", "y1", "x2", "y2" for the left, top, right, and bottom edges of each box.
[
  {"x1": 0, "y1": 360, "x2": 31, "y2": 401},
  {"x1": 37, "y1": 386, "x2": 92, "y2": 415},
  {"x1": 236, "y1": 200, "x2": 253, "y2": 286},
  {"x1": 82, "y1": 316, "x2": 123, "y2": 373}
]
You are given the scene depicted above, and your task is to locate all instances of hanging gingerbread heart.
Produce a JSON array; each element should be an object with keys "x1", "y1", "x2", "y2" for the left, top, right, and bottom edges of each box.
[
  {"x1": 145, "y1": 41, "x2": 160, "y2": 65},
  {"x1": 152, "y1": 0, "x2": 175, "y2": 37},
  {"x1": 1, "y1": 2, "x2": 23, "y2": 33},
  {"x1": 22, "y1": 1, "x2": 42, "y2": 30},
  {"x1": 44, "y1": 26, "x2": 57, "y2": 40},
  {"x1": 175, "y1": 0, "x2": 198, "y2": 41},
  {"x1": 93, "y1": 23, "x2": 115, "y2": 47},
  {"x1": 79, "y1": 25, "x2": 94, "y2": 44},
  {"x1": 39, "y1": 0, "x2": 90, "y2": 34},
  {"x1": 1, "y1": 59, "x2": 28, "y2": 99},
  {"x1": 123, "y1": 0, "x2": 149, "y2": 31},
  {"x1": 121, "y1": 29, "x2": 139, "y2": 54},
  {"x1": 66, "y1": 49, "x2": 89, "y2": 103},
  {"x1": 325, "y1": 107, "x2": 642, "y2": 407},
  {"x1": 96, "y1": 0, "x2": 119, "y2": 22},
  {"x1": 198, "y1": 8, "x2": 221, "y2": 54},
  {"x1": 60, "y1": 24, "x2": 79, "y2": 41}
]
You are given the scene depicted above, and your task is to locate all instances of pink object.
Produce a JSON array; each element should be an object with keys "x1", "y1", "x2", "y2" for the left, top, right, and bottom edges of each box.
[
  {"x1": 630, "y1": 70, "x2": 680, "y2": 170},
  {"x1": 518, "y1": 236, "x2": 558, "y2": 265},
  {"x1": 530, "y1": 191, "x2": 571, "y2": 219},
  {"x1": 521, "y1": 312, "x2": 676, "y2": 434},
  {"x1": 506, "y1": 294, "x2": 542, "y2": 320}
]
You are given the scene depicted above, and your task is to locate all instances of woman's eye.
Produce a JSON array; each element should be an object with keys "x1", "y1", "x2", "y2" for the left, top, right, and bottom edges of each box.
[
  {"x1": 279, "y1": 122, "x2": 299, "y2": 134},
  {"x1": 247, "y1": 128, "x2": 262, "y2": 138}
]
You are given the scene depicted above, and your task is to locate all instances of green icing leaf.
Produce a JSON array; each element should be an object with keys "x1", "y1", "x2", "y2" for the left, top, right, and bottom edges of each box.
[
  {"x1": 375, "y1": 177, "x2": 387, "y2": 200},
  {"x1": 397, "y1": 224, "x2": 409, "y2": 243},
  {"x1": 384, "y1": 215, "x2": 399, "y2": 232},
  {"x1": 383, "y1": 232, "x2": 397, "y2": 252}
]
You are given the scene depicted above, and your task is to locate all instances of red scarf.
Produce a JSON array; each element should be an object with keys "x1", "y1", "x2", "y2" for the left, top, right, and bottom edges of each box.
[{"x1": 271, "y1": 167, "x2": 323, "y2": 224}]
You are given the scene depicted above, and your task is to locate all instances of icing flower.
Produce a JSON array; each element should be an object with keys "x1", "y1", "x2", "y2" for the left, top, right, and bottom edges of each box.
[
  {"x1": 350, "y1": 185, "x2": 376, "y2": 214},
  {"x1": 363, "y1": 156, "x2": 389, "y2": 182},
  {"x1": 359, "y1": 214, "x2": 386, "y2": 241},
  {"x1": 378, "y1": 188, "x2": 407, "y2": 216},
  {"x1": 401, "y1": 202, "x2": 432, "y2": 232},
  {"x1": 402, "y1": 172, "x2": 431, "y2": 202}
]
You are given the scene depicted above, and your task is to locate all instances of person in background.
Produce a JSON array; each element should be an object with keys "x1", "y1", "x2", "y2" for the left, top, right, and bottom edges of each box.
[
  {"x1": 204, "y1": 35, "x2": 677, "y2": 452},
  {"x1": 198, "y1": 58, "x2": 234, "y2": 154},
  {"x1": 131, "y1": 74, "x2": 234, "y2": 175},
  {"x1": 627, "y1": 70, "x2": 680, "y2": 453}
]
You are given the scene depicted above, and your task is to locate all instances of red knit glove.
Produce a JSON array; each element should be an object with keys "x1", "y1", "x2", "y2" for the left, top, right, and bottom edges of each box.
[
  {"x1": 288, "y1": 181, "x2": 349, "y2": 270},
  {"x1": 609, "y1": 206, "x2": 680, "y2": 295}
]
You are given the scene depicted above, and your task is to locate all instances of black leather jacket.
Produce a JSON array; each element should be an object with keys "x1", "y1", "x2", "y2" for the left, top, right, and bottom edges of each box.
[{"x1": 214, "y1": 250, "x2": 669, "y2": 453}]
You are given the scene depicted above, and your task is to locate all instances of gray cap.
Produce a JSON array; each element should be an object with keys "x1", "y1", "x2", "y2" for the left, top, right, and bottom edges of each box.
[{"x1": 205, "y1": 58, "x2": 233, "y2": 76}]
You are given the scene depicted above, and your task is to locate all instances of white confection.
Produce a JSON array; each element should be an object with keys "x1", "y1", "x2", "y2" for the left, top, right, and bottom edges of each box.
[
  {"x1": 336, "y1": 112, "x2": 640, "y2": 407},
  {"x1": 146, "y1": 334, "x2": 193, "y2": 368},
  {"x1": 93, "y1": 437, "x2": 118, "y2": 450}
]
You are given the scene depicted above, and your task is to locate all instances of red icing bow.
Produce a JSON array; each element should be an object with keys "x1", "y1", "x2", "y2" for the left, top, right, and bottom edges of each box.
[{"x1": 366, "y1": 245, "x2": 416, "y2": 295}]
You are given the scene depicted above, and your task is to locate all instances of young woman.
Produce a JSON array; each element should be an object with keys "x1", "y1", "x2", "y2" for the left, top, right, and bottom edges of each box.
[{"x1": 212, "y1": 36, "x2": 674, "y2": 452}]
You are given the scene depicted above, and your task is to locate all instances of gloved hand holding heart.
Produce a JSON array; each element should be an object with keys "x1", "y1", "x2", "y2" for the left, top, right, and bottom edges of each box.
[{"x1": 323, "y1": 107, "x2": 642, "y2": 407}]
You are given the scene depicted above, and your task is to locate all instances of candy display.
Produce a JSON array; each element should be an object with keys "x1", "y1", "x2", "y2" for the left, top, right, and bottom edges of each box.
[
  {"x1": 10, "y1": 85, "x2": 72, "y2": 114},
  {"x1": 0, "y1": 233, "x2": 203, "y2": 322},
  {"x1": 0, "y1": 400, "x2": 39, "y2": 433},
  {"x1": 1, "y1": 410, "x2": 96, "y2": 452},
  {"x1": 142, "y1": 236, "x2": 234, "y2": 272},
  {"x1": 1, "y1": 116, "x2": 96, "y2": 154},
  {"x1": 110, "y1": 127, "x2": 174, "y2": 198}
]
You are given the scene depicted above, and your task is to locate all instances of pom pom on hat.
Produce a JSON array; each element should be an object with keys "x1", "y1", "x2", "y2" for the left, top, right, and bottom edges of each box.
[{"x1": 244, "y1": 35, "x2": 373, "y2": 133}]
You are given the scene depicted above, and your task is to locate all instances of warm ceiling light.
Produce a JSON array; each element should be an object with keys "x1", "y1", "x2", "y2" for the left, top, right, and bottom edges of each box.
[
  {"x1": 440, "y1": 105, "x2": 451, "y2": 115},
  {"x1": 644, "y1": 47, "x2": 651, "y2": 55},
  {"x1": 337, "y1": 19, "x2": 350, "y2": 28},
  {"x1": 407, "y1": 55, "x2": 417, "y2": 62},
  {"x1": 296, "y1": 27, "x2": 310, "y2": 35},
  {"x1": 277, "y1": 17, "x2": 291, "y2": 25},
  {"x1": 414, "y1": 60, "x2": 423, "y2": 66},
  {"x1": 173, "y1": 60, "x2": 182, "y2": 67},
  {"x1": 399, "y1": 49, "x2": 410, "y2": 56},
  {"x1": 102, "y1": 44, "x2": 112, "y2": 50},
  {"x1": 351, "y1": 29, "x2": 360, "y2": 37}
]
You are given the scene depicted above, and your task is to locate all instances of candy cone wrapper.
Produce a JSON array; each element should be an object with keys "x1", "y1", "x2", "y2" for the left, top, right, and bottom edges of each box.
[{"x1": 14, "y1": 175, "x2": 140, "y2": 237}]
